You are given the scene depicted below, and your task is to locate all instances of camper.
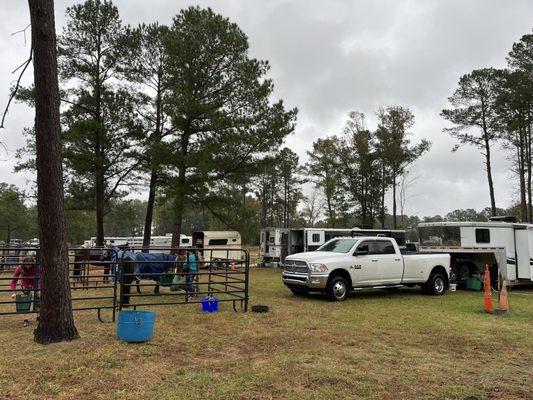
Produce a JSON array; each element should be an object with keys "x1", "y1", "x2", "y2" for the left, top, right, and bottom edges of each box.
[
  {"x1": 88, "y1": 233, "x2": 192, "y2": 250},
  {"x1": 260, "y1": 227, "x2": 406, "y2": 266},
  {"x1": 418, "y1": 218, "x2": 533, "y2": 285},
  {"x1": 192, "y1": 231, "x2": 242, "y2": 263}
]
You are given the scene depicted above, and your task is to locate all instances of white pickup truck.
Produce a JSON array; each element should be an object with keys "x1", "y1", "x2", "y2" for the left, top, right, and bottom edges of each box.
[{"x1": 282, "y1": 236, "x2": 451, "y2": 301}]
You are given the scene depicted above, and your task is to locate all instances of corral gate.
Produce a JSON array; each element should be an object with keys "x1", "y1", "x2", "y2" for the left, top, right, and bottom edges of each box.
[{"x1": 0, "y1": 246, "x2": 249, "y2": 323}]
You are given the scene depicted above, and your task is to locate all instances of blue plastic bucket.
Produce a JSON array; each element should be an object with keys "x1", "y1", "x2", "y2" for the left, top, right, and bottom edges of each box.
[
  {"x1": 117, "y1": 310, "x2": 156, "y2": 343},
  {"x1": 200, "y1": 297, "x2": 219, "y2": 313},
  {"x1": 201, "y1": 297, "x2": 211, "y2": 313},
  {"x1": 210, "y1": 297, "x2": 218, "y2": 312}
]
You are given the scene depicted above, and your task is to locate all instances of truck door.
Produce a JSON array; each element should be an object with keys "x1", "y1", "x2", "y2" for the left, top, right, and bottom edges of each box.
[
  {"x1": 514, "y1": 228, "x2": 531, "y2": 279},
  {"x1": 374, "y1": 240, "x2": 403, "y2": 284},
  {"x1": 351, "y1": 240, "x2": 379, "y2": 286}
]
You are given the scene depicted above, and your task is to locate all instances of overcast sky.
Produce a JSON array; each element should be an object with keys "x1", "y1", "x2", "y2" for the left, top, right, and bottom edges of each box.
[{"x1": 1, "y1": 0, "x2": 532, "y2": 217}]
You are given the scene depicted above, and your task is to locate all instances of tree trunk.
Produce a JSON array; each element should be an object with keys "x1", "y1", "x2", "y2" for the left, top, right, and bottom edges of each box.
[
  {"x1": 142, "y1": 171, "x2": 158, "y2": 248},
  {"x1": 392, "y1": 175, "x2": 397, "y2": 229},
  {"x1": 143, "y1": 75, "x2": 163, "y2": 247},
  {"x1": 380, "y1": 164, "x2": 386, "y2": 229},
  {"x1": 171, "y1": 197, "x2": 184, "y2": 250},
  {"x1": 484, "y1": 137, "x2": 497, "y2": 216},
  {"x1": 29, "y1": 0, "x2": 79, "y2": 344},
  {"x1": 95, "y1": 167, "x2": 105, "y2": 246},
  {"x1": 171, "y1": 132, "x2": 189, "y2": 249},
  {"x1": 326, "y1": 194, "x2": 333, "y2": 228},
  {"x1": 517, "y1": 133, "x2": 527, "y2": 221},
  {"x1": 527, "y1": 119, "x2": 532, "y2": 223}
]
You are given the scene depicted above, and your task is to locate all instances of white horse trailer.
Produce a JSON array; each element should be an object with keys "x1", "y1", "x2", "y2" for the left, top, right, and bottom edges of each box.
[
  {"x1": 192, "y1": 231, "x2": 242, "y2": 263},
  {"x1": 418, "y1": 220, "x2": 533, "y2": 285},
  {"x1": 259, "y1": 228, "x2": 289, "y2": 267},
  {"x1": 89, "y1": 234, "x2": 192, "y2": 251},
  {"x1": 259, "y1": 227, "x2": 406, "y2": 266}
]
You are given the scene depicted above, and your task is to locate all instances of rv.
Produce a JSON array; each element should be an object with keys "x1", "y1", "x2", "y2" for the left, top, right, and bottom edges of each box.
[
  {"x1": 418, "y1": 218, "x2": 533, "y2": 285},
  {"x1": 192, "y1": 231, "x2": 242, "y2": 263},
  {"x1": 259, "y1": 227, "x2": 406, "y2": 267},
  {"x1": 88, "y1": 233, "x2": 192, "y2": 250}
]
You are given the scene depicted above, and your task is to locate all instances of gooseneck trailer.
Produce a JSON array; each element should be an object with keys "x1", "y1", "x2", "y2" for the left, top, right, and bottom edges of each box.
[{"x1": 418, "y1": 219, "x2": 533, "y2": 286}]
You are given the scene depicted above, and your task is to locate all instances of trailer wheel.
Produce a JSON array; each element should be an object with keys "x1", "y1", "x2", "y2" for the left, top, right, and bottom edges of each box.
[
  {"x1": 326, "y1": 276, "x2": 349, "y2": 301},
  {"x1": 291, "y1": 289, "x2": 309, "y2": 296},
  {"x1": 424, "y1": 272, "x2": 447, "y2": 296}
]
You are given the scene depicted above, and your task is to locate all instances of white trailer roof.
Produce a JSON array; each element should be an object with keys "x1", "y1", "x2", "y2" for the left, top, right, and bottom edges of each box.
[{"x1": 418, "y1": 221, "x2": 533, "y2": 229}]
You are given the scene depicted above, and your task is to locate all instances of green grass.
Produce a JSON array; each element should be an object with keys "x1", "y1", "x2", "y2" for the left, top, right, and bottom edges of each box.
[{"x1": 0, "y1": 269, "x2": 532, "y2": 399}]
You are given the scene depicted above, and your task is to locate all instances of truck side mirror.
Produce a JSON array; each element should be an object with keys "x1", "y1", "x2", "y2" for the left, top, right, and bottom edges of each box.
[{"x1": 354, "y1": 249, "x2": 368, "y2": 256}]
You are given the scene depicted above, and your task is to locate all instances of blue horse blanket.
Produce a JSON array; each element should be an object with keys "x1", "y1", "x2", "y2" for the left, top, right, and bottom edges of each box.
[{"x1": 133, "y1": 252, "x2": 177, "y2": 281}]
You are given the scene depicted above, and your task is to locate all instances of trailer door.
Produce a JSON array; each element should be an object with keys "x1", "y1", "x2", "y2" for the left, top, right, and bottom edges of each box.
[
  {"x1": 514, "y1": 228, "x2": 530, "y2": 279},
  {"x1": 306, "y1": 231, "x2": 325, "y2": 251},
  {"x1": 281, "y1": 232, "x2": 289, "y2": 262}
]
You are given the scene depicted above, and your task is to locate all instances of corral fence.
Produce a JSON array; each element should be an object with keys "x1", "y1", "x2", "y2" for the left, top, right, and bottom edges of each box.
[{"x1": 0, "y1": 246, "x2": 249, "y2": 323}]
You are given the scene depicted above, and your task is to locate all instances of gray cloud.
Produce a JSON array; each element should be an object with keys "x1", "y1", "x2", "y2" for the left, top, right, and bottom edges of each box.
[{"x1": 1, "y1": 0, "x2": 531, "y2": 216}]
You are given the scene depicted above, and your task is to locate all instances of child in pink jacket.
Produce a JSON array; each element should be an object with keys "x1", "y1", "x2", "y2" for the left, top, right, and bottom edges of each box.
[{"x1": 10, "y1": 257, "x2": 40, "y2": 327}]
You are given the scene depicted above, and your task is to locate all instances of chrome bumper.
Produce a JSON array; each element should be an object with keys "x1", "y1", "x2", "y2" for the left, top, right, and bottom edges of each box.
[{"x1": 282, "y1": 273, "x2": 329, "y2": 289}]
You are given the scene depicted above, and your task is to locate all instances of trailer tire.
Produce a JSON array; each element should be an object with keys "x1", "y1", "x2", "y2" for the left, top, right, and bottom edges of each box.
[
  {"x1": 326, "y1": 276, "x2": 349, "y2": 301},
  {"x1": 423, "y1": 271, "x2": 447, "y2": 296}
]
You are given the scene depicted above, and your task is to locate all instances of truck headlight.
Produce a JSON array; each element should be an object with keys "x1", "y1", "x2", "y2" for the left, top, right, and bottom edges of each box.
[{"x1": 309, "y1": 263, "x2": 328, "y2": 273}]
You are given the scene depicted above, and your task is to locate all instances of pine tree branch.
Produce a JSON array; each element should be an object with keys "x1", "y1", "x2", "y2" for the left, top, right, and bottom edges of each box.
[{"x1": 1, "y1": 43, "x2": 33, "y2": 131}]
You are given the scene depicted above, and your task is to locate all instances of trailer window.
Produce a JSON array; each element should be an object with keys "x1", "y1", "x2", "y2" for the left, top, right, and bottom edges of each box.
[
  {"x1": 419, "y1": 226, "x2": 460, "y2": 246},
  {"x1": 475, "y1": 229, "x2": 490, "y2": 243},
  {"x1": 209, "y1": 239, "x2": 228, "y2": 245},
  {"x1": 312, "y1": 233, "x2": 320, "y2": 243}
]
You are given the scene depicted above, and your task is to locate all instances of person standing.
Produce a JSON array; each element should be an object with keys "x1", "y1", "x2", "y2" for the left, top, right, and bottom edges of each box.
[
  {"x1": 10, "y1": 257, "x2": 40, "y2": 327},
  {"x1": 183, "y1": 249, "x2": 198, "y2": 299}
]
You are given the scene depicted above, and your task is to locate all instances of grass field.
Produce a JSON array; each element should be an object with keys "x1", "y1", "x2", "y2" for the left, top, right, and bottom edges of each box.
[{"x1": 0, "y1": 268, "x2": 532, "y2": 400}]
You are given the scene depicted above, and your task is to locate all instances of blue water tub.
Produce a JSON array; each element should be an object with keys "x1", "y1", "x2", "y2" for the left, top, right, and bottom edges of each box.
[
  {"x1": 200, "y1": 297, "x2": 219, "y2": 313},
  {"x1": 117, "y1": 310, "x2": 156, "y2": 343}
]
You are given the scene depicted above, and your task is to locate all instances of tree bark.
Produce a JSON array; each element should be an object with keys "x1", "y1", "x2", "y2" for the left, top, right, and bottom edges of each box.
[{"x1": 29, "y1": 0, "x2": 79, "y2": 344}]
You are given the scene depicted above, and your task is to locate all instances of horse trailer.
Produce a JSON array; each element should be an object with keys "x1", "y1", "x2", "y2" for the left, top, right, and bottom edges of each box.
[
  {"x1": 88, "y1": 234, "x2": 192, "y2": 250},
  {"x1": 259, "y1": 228, "x2": 289, "y2": 267},
  {"x1": 259, "y1": 227, "x2": 406, "y2": 267},
  {"x1": 192, "y1": 231, "x2": 242, "y2": 263},
  {"x1": 418, "y1": 219, "x2": 533, "y2": 286}
]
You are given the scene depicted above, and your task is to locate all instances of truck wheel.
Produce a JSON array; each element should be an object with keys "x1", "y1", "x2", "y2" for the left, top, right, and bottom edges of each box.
[
  {"x1": 326, "y1": 276, "x2": 349, "y2": 301},
  {"x1": 291, "y1": 289, "x2": 309, "y2": 296},
  {"x1": 424, "y1": 272, "x2": 447, "y2": 296}
]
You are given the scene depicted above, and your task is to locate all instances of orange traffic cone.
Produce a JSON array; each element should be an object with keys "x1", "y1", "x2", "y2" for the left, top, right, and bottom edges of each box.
[
  {"x1": 483, "y1": 264, "x2": 493, "y2": 313},
  {"x1": 498, "y1": 280, "x2": 509, "y2": 313}
]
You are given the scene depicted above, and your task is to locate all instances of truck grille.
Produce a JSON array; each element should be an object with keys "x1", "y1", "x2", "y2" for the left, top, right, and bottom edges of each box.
[{"x1": 283, "y1": 260, "x2": 309, "y2": 274}]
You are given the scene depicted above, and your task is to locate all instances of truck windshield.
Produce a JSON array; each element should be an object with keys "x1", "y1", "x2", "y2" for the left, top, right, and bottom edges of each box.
[{"x1": 317, "y1": 239, "x2": 358, "y2": 253}]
